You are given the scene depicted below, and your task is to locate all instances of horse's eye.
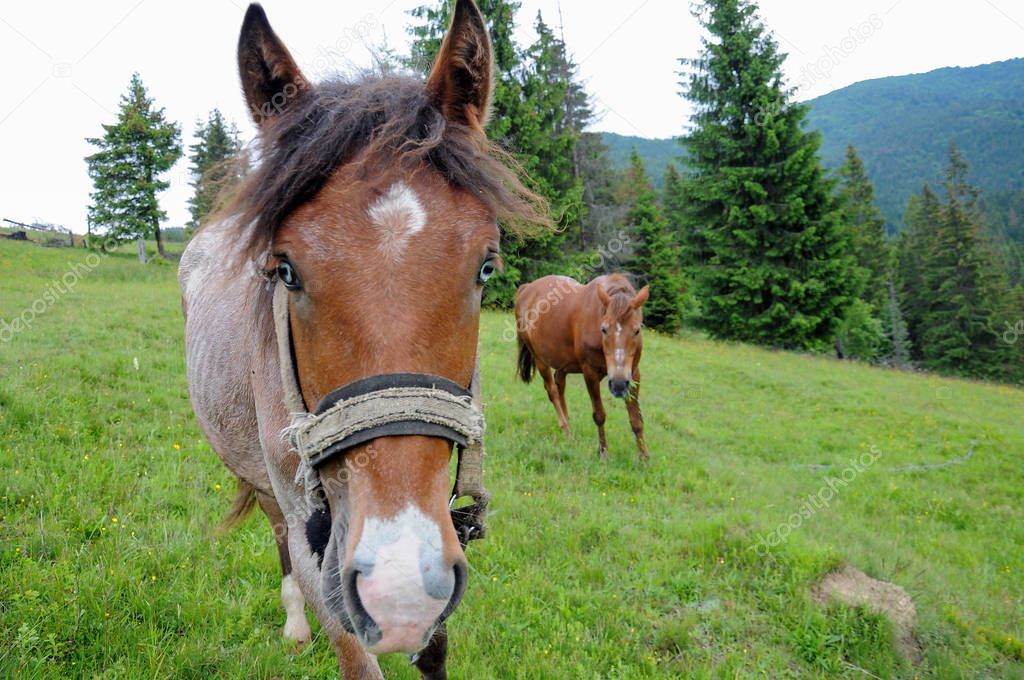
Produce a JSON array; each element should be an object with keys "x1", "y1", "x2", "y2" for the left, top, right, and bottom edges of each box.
[
  {"x1": 277, "y1": 260, "x2": 301, "y2": 290},
  {"x1": 634, "y1": 328, "x2": 641, "y2": 336},
  {"x1": 478, "y1": 258, "x2": 497, "y2": 285},
  {"x1": 601, "y1": 326, "x2": 609, "y2": 336}
]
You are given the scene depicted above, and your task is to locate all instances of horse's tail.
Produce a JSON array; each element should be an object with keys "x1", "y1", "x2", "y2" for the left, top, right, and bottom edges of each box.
[
  {"x1": 218, "y1": 478, "x2": 258, "y2": 533},
  {"x1": 517, "y1": 337, "x2": 535, "y2": 383}
]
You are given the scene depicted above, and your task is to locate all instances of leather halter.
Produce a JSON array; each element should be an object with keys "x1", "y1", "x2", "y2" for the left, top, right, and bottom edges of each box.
[{"x1": 272, "y1": 281, "x2": 489, "y2": 545}]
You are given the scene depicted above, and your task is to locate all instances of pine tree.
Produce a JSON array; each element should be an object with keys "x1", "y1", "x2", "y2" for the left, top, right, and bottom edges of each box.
[
  {"x1": 623, "y1": 150, "x2": 683, "y2": 332},
  {"x1": 836, "y1": 144, "x2": 889, "y2": 307},
  {"x1": 678, "y1": 0, "x2": 856, "y2": 349},
  {"x1": 187, "y1": 109, "x2": 243, "y2": 231},
  {"x1": 919, "y1": 144, "x2": 1006, "y2": 377},
  {"x1": 86, "y1": 73, "x2": 182, "y2": 260}
]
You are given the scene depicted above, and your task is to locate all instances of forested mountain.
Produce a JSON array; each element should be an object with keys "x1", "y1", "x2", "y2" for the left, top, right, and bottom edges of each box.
[
  {"x1": 807, "y1": 58, "x2": 1024, "y2": 232},
  {"x1": 601, "y1": 132, "x2": 680, "y2": 189},
  {"x1": 602, "y1": 58, "x2": 1024, "y2": 234}
]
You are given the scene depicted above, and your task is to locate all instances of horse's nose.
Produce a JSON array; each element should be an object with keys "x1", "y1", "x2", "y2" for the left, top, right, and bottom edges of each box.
[
  {"x1": 343, "y1": 559, "x2": 466, "y2": 654},
  {"x1": 608, "y1": 378, "x2": 629, "y2": 398},
  {"x1": 342, "y1": 511, "x2": 467, "y2": 654}
]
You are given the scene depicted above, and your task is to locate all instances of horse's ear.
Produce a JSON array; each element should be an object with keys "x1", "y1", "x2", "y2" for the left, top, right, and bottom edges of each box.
[
  {"x1": 238, "y1": 4, "x2": 307, "y2": 127},
  {"x1": 631, "y1": 286, "x2": 650, "y2": 309},
  {"x1": 426, "y1": 0, "x2": 493, "y2": 131},
  {"x1": 596, "y1": 284, "x2": 611, "y2": 307}
]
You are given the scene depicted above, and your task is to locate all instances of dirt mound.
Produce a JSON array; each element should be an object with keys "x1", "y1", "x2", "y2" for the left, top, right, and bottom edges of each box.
[{"x1": 812, "y1": 564, "x2": 921, "y2": 664}]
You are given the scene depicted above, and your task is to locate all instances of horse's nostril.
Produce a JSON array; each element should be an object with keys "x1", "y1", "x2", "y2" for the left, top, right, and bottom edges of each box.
[
  {"x1": 609, "y1": 379, "x2": 629, "y2": 397},
  {"x1": 440, "y1": 559, "x2": 468, "y2": 621},
  {"x1": 342, "y1": 567, "x2": 382, "y2": 646}
]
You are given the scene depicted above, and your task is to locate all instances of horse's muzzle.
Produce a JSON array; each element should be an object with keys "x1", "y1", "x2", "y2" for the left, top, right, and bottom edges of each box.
[
  {"x1": 608, "y1": 377, "x2": 630, "y2": 398},
  {"x1": 342, "y1": 557, "x2": 467, "y2": 654},
  {"x1": 320, "y1": 504, "x2": 468, "y2": 655}
]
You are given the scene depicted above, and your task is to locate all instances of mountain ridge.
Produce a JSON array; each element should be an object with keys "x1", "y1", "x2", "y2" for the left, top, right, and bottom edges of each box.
[{"x1": 599, "y1": 57, "x2": 1024, "y2": 234}]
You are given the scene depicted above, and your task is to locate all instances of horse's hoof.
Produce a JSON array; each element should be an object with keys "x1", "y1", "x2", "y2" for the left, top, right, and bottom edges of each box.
[
  {"x1": 638, "y1": 451, "x2": 650, "y2": 463},
  {"x1": 599, "y1": 447, "x2": 609, "y2": 460},
  {"x1": 284, "y1": 620, "x2": 312, "y2": 651}
]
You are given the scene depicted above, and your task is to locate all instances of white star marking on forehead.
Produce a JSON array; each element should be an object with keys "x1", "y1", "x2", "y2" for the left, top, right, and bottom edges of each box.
[{"x1": 367, "y1": 181, "x2": 427, "y2": 261}]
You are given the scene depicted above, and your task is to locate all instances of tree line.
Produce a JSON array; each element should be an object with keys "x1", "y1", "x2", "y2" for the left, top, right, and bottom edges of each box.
[{"x1": 84, "y1": 0, "x2": 1022, "y2": 384}]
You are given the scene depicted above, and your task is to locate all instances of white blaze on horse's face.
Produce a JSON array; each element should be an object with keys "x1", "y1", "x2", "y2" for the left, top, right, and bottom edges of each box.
[{"x1": 604, "y1": 318, "x2": 635, "y2": 384}]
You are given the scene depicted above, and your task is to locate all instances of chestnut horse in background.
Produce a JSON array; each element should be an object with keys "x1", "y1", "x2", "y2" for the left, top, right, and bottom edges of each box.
[
  {"x1": 179, "y1": 2, "x2": 546, "y2": 678},
  {"x1": 515, "y1": 273, "x2": 649, "y2": 460}
]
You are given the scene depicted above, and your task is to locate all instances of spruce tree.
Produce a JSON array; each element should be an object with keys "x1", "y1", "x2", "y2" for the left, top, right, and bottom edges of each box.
[
  {"x1": 896, "y1": 186, "x2": 943, "y2": 359},
  {"x1": 998, "y1": 285, "x2": 1024, "y2": 383},
  {"x1": 187, "y1": 109, "x2": 243, "y2": 232},
  {"x1": 623, "y1": 150, "x2": 683, "y2": 332},
  {"x1": 678, "y1": 0, "x2": 856, "y2": 349},
  {"x1": 919, "y1": 145, "x2": 1006, "y2": 377},
  {"x1": 662, "y1": 163, "x2": 686, "y2": 253},
  {"x1": 880, "y1": 277, "x2": 913, "y2": 368},
  {"x1": 86, "y1": 73, "x2": 182, "y2": 259},
  {"x1": 836, "y1": 144, "x2": 889, "y2": 307},
  {"x1": 521, "y1": 11, "x2": 589, "y2": 241},
  {"x1": 577, "y1": 132, "x2": 623, "y2": 250}
]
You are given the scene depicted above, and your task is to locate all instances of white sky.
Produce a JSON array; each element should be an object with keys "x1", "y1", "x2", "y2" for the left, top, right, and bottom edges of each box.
[{"x1": 1, "y1": 0, "x2": 1022, "y2": 233}]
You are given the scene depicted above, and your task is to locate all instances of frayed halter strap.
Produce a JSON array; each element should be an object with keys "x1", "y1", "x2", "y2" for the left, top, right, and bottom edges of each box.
[{"x1": 272, "y1": 281, "x2": 489, "y2": 545}]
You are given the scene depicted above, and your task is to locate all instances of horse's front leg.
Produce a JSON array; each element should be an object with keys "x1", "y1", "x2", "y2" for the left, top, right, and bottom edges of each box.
[
  {"x1": 582, "y1": 368, "x2": 608, "y2": 459},
  {"x1": 626, "y1": 368, "x2": 648, "y2": 461},
  {"x1": 413, "y1": 623, "x2": 449, "y2": 680},
  {"x1": 256, "y1": 492, "x2": 313, "y2": 648}
]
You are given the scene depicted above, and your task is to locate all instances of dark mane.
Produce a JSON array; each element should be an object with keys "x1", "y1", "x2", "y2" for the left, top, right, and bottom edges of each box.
[
  {"x1": 604, "y1": 273, "x2": 638, "y2": 318},
  {"x1": 217, "y1": 73, "x2": 550, "y2": 257}
]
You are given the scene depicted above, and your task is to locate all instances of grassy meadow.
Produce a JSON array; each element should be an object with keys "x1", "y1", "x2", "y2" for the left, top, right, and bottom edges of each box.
[{"x1": 1, "y1": 238, "x2": 1022, "y2": 679}]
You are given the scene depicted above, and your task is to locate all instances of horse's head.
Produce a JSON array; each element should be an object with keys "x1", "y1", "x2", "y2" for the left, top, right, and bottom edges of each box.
[
  {"x1": 596, "y1": 278, "x2": 649, "y2": 398},
  {"x1": 233, "y1": 1, "x2": 544, "y2": 654}
]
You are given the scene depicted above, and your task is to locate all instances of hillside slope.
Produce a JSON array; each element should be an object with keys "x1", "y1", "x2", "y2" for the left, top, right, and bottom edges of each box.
[{"x1": 2, "y1": 239, "x2": 1023, "y2": 677}]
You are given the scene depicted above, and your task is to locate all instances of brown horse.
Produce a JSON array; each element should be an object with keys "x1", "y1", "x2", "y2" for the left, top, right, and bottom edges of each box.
[
  {"x1": 179, "y1": 2, "x2": 546, "y2": 678},
  {"x1": 514, "y1": 273, "x2": 649, "y2": 460}
]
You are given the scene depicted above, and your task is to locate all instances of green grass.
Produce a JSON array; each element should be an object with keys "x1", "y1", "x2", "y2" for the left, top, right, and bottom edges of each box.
[{"x1": 1, "y1": 238, "x2": 1022, "y2": 678}]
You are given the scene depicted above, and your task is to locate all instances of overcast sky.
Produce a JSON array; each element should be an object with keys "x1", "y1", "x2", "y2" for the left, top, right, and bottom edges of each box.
[{"x1": 1, "y1": 0, "x2": 1021, "y2": 233}]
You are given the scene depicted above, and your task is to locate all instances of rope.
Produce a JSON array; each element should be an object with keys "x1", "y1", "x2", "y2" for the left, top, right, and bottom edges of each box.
[
  {"x1": 287, "y1": 387, "x2": 485, "y2": 461},
  {"x1": 793, "y1": 441, "x2": 977, "y2": 473}
]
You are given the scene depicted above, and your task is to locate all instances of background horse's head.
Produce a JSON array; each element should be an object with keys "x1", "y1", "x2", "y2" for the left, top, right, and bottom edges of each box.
[
  {"x1": 596, "y1": 277, "x2": 649, "y2": 398},
  {"x1": 231, "y1": 0, "x2": 545, "y2": 655}
]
